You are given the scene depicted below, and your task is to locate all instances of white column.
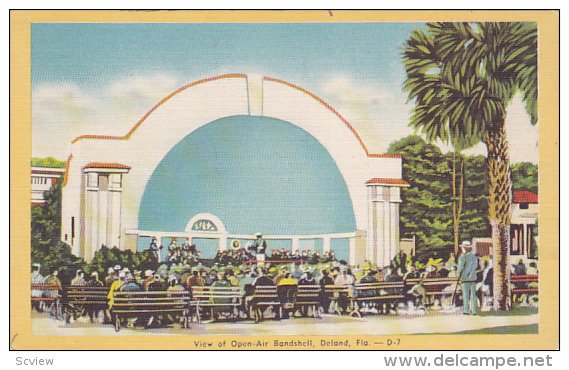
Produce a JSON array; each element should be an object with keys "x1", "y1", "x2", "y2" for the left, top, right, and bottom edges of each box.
[
  {"x1": 323, "y1": 237, "x2": 331, "y2": 253},
  {"x1": 292, "y1": 237, "x2": 300, "y2": 253},
  {"x1": 109, "y1": 174, "x2": 123, "y2": 250},
  {"x1": 97, "y1": 188, "x2": 108, "y2": 249},
  {"x1": 390, "y1": 202, "x2": 400, "y2": 259},
  {"x1": 367, "y1": 186, "x2": 375, "y2": 263},
  {"x1": 382, "y1": 187, "x2": 391, "y2": 267},
  {"x1": 83, "y1": 185, "x2": 95, "y2": 260},
  {"x1": 349, "y1": 237, "x2": 357, "y2": 266},
  {"x1": 219, "y1": 235, "x2": 228, "y2": 251},
  {"x1": 376, "y1": 187, "x2": 386, "y2": 267},
  {"x1": 84, "y1": 172, "x2": 99, "y2": 261}
]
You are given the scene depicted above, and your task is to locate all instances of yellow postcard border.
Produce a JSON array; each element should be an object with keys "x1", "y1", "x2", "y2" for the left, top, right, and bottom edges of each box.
[{"x1": 9, "y1": 10, "x2": 559, "y2": 350}]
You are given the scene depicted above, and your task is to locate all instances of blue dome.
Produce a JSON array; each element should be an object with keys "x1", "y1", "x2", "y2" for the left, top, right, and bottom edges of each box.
[{"x1": 138, "y1": 115, "x2": 356, "y2": 239}]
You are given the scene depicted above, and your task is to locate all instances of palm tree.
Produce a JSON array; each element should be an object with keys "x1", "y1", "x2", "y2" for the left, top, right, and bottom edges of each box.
[{"x1": 402, "y1": 22, "x2": 537, "y2": 310}]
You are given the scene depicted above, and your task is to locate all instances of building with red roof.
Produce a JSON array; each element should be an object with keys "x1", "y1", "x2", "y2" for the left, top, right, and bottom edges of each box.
[{"x1": 511, "y1": 190, "x2": 538, "y2": 259}]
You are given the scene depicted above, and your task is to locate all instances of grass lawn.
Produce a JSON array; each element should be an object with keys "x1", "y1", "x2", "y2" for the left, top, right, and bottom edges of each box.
[
  {"x1": 449, "y1": 324, "x2": 538, "y2": 335},
  {"x1": 478, "y1": 307, "x2": 538, "y2": 317}
]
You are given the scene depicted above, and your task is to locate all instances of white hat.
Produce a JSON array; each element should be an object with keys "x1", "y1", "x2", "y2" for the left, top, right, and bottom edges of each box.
[
  {"x1": 460, "y1": 240, "x2": 473, "y2": 248},
  {"x1": 32, "y1": 263, "x2": 41, "y2": 268},
  {"x1": 91, "y1": 271, "x2": 98, "y2": 277},
  {"x1": 256, "y1": 232, "x2": 262, "y2": 237},
  {"x1": 114, "y1": 265, "x2": 121, "y2": 271},
  {"x1": 144, "y1": 269, "x2": 154, "y2": 277},
  {"x1": 119, "y1": 271, "x2": 126, "y2": 278}
]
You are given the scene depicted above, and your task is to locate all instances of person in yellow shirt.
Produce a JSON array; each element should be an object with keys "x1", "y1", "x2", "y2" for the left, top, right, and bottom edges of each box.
[
  {"x1": 107, "y1": 272, "x2": 126, "y2": 311},
  {"x1": 277, "y1": 273, "x2": 298, "y2": 319}
]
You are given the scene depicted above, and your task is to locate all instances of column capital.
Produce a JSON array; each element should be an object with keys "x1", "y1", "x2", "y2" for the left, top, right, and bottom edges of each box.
[{"x1": 368, "y1": 184, "x2": 403, "y2": 203}]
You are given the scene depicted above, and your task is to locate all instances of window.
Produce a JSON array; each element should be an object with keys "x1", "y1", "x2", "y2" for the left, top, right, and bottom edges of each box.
[
  {"x1": 71, "y1": 217, "x2": 75, "y2": 245},
  {"x1": 87, "y1": 173, "x2": 98, "y2": 187},
  {"x1": 98, "y1": 175, "x2": 109, "y2": 191},
  {"x1": 520, "y1": 203, "x2": 529, "y2": 210}
]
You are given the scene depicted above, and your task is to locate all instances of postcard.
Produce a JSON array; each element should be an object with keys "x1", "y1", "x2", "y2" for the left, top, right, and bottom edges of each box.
[{"x1": 10, "y1": 10, "x2": 559, "y2": 350}]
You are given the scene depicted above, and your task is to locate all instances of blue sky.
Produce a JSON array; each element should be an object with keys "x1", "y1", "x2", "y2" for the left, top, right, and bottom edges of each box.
[
  {"x1": 31, "y1": 23, "x2": 538, "y2": 163},
  {"x1": 32, "y1": 23, "x2": 419, "y2": 90}
]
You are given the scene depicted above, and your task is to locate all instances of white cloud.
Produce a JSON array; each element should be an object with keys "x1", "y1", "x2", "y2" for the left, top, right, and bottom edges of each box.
[
  {"x1": 320, "y1": 76, "x2": 538, "y2": 163},
  {"x1": 32, "y1": 74, "x2": 180, "y2": 159},
  {"x1": 33, "y1": 73, "x2": 538, "y2": 164},
  {"x1": 320, "y1": 75, "x2": 413, "y2": 154},
  {"x1": 456, "y1": 93, "x2": 538, "y2": 163}
]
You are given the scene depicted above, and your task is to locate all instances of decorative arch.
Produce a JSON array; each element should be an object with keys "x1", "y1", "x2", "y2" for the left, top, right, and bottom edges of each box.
[
  {"x1": 185, "y1": 213, "x2": 227, "y2": 234},
  {"x1": 61, "y1": 73, "x2": 405, "y2": 265}
]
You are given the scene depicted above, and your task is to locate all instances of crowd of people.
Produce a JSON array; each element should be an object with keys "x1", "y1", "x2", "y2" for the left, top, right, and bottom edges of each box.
[
  {"x1": 156, "y1": 233, "x2": 343, "y2": 268},
  {"x1": 32, "y1": 235, "x2": 539, "y2": 321},
  {"x1": 149, "y1": 237, "x2": 201, "y2": 266}
]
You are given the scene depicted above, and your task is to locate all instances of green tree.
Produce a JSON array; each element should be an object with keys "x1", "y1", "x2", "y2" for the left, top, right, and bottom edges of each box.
[
  {"x1": 449, "y1": 149, "x2": 464, "y2": 255},
  {"x1": 460, "y1": 155, "x2": 491, "y2": 241},
  {"x1": 388, "y1": 136, "x2": 453, "y2": 261},
  {"x1": 402, "y1": 22, "x2": 537, "y2": 310},
  {"x1": 90, "y1": 246, "x2": 158, "y2": 281},
  {"x1": 31, "y1": 180, "x2": 62, "y2": 249},
  {"x1": 511, "y1": 162, "x2": 538, "y2": 193},
  {"x1": 31, "y1": 156, "x2": 66, "y2": 168},
  {"x1": 31, "y1": 178, "x2": 86, "y2": 283}
]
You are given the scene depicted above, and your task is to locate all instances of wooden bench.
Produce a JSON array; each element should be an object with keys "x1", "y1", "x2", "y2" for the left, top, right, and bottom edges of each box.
[
  {"x1": 63, "y1": 285, "x2": 109, "y2": 323},
  {"x1": 422, "y1": 277, "x2": 458, "y2": 307},
  {"x1": 31, "y1": 284, "x2": 62, "y2": 318},
  {"x1": 251, "y1": 285, "x2": 281, "y2": 322},
  {"x1": 511, "y1": 274, "x2": 539, "y2": 293},
  {"x1": 511, "y1": 274, "x2": 539, "y2": 305},
  {"x1": 31, "y1": 283, "x2": 60, "y2": 303},
  {"x1": 352, "y1": 281, "x2": 406, "y2": 317},
  {"x1": 324, "y1": 285, "x2": 353, "y2": 315},
  {"x1": 403, "y1": 277, "x2": 458, "y2": 305},
  {"x1": 294, "y1": 285, "x2": 321, "y2": 318},
  {"x1": 110, "y1": 290, "x2": 192, "y2": 331},
  {"x1": 190, "y1": 286, "x2": 243, "y2": 322}
]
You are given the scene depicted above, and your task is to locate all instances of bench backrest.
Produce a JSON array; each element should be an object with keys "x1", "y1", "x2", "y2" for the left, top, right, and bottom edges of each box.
[
  {"x1": 353, "y1": 281, "x2": 405, "y2": 300},
  {"x1": 511, "y1": 274, "x2": 539, "y2": 295},
  {"x1": 252, "y1": 285, "x2": 280, "y2": 304},
  {"x1": 323, "y1": 285, "x2": 351, "y2": 295},
  {"x1": 511, "y1": 274, "x2": 539, "y2": 284},
  {"x1": 30, "y1": 284, "x2": 61, "y2": 301},
  {"x1": 421, "y1": 277, "x2": 458, "y2": 294},
  {"x1": 65, "y1": 286, "x2": 109, "y2": 305},
  {"x1": 112, "y1": 290, "x2": 192, "y2": 313},
  {"x1": 295, "y1": 285, "x2": 320, "y2": 304},
  {"x1": 191, "y1": 286, "x2": 243, "y2": 303}
]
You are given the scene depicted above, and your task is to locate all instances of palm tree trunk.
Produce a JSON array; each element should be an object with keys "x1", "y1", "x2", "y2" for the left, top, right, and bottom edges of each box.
[{"x1": 484, "y1": 122, "x2": 512, "y2": 311}]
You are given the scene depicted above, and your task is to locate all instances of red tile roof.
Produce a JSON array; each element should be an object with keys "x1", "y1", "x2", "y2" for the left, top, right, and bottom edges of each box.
[
  {"x1": 366, "y1": 178, "x2": 410, "y2": 186},
  {"x1": 31, "y1": 168, "x2": 65, "y2": 175},
  {"x1": 84, "y1": 162, "x2": 131, "y2": 170},
  {"x1": 513, "y1": 190, "x2": 538, "y2": 204}
]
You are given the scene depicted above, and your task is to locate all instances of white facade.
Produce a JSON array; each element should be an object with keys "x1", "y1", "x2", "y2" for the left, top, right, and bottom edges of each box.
[
  {"x1": 511, "y1": 193, "x2": 538, "y2": 258},
  {"x1": 61, "y1": 73, "x2": 408, "y2": 265},
  {"x1": 31, "y1": 167, "x2": 65, "y2": 206}
]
